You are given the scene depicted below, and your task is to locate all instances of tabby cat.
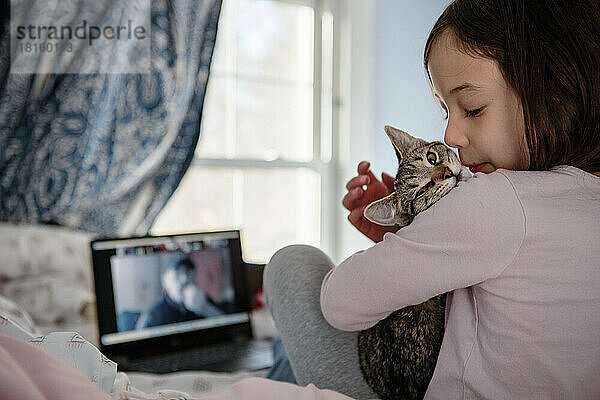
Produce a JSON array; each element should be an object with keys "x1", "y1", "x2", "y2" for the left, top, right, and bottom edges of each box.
[{"x1": 357, "y1": 126, "x2": 471, "y2": 400}]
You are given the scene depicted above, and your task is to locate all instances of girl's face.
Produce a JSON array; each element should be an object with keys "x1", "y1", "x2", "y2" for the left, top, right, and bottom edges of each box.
[{"x1": 428, "y1": 30, "x2": 529, "y2": 174}]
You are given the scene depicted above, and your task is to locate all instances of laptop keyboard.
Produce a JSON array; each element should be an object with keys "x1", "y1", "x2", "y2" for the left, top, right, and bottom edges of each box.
[{"x1": 125, "y1": 339, "x2": 273, "y2": 373}]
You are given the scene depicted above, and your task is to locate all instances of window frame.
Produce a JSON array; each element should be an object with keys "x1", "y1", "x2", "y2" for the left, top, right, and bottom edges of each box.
[{"x1": 187, "y1": 0, "x2": 342, "y2": 262}]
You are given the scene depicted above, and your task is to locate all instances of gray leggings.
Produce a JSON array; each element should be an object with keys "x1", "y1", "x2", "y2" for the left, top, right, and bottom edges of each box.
[{"x1": 263, "y1": 244, "x2": 378, "y2": 400}]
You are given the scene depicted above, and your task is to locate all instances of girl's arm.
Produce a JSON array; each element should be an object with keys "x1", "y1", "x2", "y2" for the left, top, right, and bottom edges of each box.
[{"x1": 321, "y1": 170, "x2": 526, "y2": 332}]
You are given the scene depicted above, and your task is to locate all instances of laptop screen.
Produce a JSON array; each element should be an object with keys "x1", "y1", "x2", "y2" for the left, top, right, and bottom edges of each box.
[{"x1": 91, "y1": 230, "x2": 250, "y2": 349}]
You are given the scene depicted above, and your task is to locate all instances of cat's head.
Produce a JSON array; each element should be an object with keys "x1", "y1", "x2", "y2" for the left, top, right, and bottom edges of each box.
[{"x1": 364, "y1": 126, "x2": 471, "y2": 228}]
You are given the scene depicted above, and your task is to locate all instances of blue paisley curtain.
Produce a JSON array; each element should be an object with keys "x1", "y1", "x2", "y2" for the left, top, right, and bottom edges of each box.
[{"x1": 0, "y1": 0, "x2": 222, "y2": 235}]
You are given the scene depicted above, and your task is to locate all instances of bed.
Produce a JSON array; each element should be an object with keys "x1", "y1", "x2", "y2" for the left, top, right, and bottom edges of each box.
[{"x1": 0, "y1": 222, "x2": 278, "y2": 399}]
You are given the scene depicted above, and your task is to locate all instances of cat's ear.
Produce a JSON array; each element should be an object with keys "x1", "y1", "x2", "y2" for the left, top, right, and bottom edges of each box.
[
  {"x1": 364, "y1": 192, "x2": 411, "y2": 227},
  {"x1": 384, "y1": 126, "x2": 427, "y2": 163}
]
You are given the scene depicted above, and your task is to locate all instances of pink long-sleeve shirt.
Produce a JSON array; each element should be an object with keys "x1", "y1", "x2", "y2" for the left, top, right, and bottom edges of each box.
[{"x1": 321, "y1": 165, "x2": 600, "y2": 399}]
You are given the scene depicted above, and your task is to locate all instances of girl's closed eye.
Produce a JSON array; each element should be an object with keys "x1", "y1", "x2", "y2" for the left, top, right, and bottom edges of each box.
[
  {"x1": 464, "y1": 106, "x2": 485, "y2": 118},
  {"x1": 440, "y1": 106, "x2": 484, "y2": 120}
]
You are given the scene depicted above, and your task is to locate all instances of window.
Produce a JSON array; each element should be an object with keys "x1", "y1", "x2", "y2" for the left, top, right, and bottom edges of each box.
[{"x1": 151, "y1": 0, "x2": 337, "y2": 264}]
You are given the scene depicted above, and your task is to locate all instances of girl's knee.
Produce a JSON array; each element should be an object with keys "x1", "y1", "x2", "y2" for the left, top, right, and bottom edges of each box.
[
  {"x1": 264, "y1": 245, "x2": 315, "y2": 290},
  {"x1": 263, "y1": 244, "x2": 332, "y2": 306}
]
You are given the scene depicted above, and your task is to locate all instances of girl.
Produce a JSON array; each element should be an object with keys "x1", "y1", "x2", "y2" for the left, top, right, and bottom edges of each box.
[{"x1": 262, "y1": 0, "x2": 600, "y2": 399}]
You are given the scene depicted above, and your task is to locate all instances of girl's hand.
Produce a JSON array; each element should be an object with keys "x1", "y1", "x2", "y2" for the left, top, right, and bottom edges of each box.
[{"x1": 342, "y1": 161, "x2": 398, "y2": 243}]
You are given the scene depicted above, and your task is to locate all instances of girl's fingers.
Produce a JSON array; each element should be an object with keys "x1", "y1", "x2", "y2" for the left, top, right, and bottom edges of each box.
[
  {"x1": 345, "y1": 174, "x2": 370, "y2": 190},
  {"x1": 344, "y1": 162, "x2": 390, "y2": 211},
  {"x1": 365, "y1": 169, "x2": 380, "y2": 186},
  {"x1": 347, "y1": 205, "x2": 366, "y2": 227},
  {"x1": 357, "y1": 162, "x2": 382, "y2": 188},
  {"x1": 358, "y1": 161, "x2": 370, "y2": 174},
  {"x1": 342, "y1": 187, "x2": 363, "y2": 210}
]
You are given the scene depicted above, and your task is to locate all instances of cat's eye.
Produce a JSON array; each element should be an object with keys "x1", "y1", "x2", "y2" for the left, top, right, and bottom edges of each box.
[
  {"x1": 415, "y1": 181, "x2": 434, "y2": 198},
  {"x1": 426, "y1": 152, "x2": 438, "y2": 165},
  {"x1": 416, "y1": 186, "x2": 428, "y2": 198}
]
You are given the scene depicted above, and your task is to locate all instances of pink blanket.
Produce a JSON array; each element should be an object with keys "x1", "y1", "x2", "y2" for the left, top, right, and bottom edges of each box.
[{"x1": 0, "y1": 334, "x2": 109, "y2": 400}]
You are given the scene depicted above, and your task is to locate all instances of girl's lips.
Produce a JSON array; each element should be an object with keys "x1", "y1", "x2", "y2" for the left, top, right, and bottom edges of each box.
[{"x1": 468, "y1": 163, "x2": 488, "y2": 173}]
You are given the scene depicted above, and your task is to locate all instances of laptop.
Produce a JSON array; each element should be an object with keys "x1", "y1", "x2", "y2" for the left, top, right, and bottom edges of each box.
[{"x1": 91, "y1": 229, "x2": 273, "y2": 373}]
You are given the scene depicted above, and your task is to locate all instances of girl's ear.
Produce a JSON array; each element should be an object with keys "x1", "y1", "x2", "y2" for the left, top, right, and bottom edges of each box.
[
  {"x1": 384, "y1": 126, "x2": 427, "y2": 164},
  {"x1": 364, "y1": 192, "x2": 411, "y2": 227}
]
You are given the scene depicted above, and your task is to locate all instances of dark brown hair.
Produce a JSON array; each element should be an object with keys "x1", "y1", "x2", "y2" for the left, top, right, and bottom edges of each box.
[{"x1": 424, "y1": 0, "x2": 600, "y2": 173}]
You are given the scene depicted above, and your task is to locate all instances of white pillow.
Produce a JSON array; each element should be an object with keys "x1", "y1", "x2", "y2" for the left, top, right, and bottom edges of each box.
[
  {"x1": 0, "y1": 223, "x2": 95, "y2": 287},
  {"x1": 0, "y1": 223, "x2": 96, "y2": 328}
]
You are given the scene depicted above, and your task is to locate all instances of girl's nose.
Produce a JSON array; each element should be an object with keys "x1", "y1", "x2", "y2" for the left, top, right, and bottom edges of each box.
[{"x1": 444, "y1": 121, "x2": 469, "y2": 149}]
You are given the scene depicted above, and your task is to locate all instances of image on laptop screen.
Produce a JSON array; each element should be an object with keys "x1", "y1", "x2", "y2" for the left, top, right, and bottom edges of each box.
[{"x1": 93, "y1": 232, "x2": 250, "y2": 347}]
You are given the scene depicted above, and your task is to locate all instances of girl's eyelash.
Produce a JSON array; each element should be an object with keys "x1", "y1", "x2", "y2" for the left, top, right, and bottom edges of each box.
[
  {"x1": 441, "y1": 107, "x2": 483, "y2": 120},
  {"x1": 465, "y1": 107, "x2": 484, "y2": 118}
]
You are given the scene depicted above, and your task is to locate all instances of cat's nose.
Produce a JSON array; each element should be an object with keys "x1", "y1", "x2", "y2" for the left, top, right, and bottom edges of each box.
[{"x1": 442, "y1": 166, "x2": 454, "y2": 180}]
